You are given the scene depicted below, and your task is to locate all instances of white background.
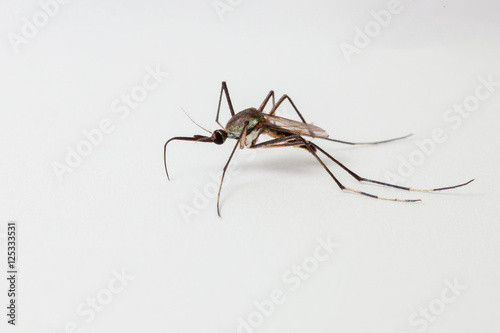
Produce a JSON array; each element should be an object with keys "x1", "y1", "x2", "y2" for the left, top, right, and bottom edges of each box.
[{"x1": 1, "y1": 0, "x2": 500, "y2": 332}]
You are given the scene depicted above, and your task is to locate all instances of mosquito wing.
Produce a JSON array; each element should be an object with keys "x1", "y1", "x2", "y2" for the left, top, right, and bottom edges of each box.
[{"x1": 262, "y1": 114, "x2": 329, "y2": 139}]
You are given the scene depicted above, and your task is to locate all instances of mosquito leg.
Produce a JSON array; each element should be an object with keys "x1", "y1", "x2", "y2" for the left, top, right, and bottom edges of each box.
[
  {"x1": 324, "y1": 134, "x2": 413, "y2": 145},
  {"x1": 266, "y1": 91, "x2": 410, "y2": 145},
  {"x1": 309, "y1": 141, "x2": 474, "y2": 192},
  {"x1": 217, "y1": 121, "x2": 248, "y2": 217},
  {"x1": 239, "y1": 123, "x2": 248, "y2": 149},
  {"x1": 250, "y1": 135, "x2": 421, "y2": 202},
  {"x1": 250, "y1": 136, "x2": 305, "y2": 149},
  {"x1": 258, "y1": 90, "x2": 276, "y2": 112},
  {"x1": 217, "y1": 140, "x2": 239, "y2": 217},
  {"x1": 268, "y1": 94, "x2": 308, "y2": 124},
  {"x1": 216, "y1": 81, "x2": 236, "y2": 128}
]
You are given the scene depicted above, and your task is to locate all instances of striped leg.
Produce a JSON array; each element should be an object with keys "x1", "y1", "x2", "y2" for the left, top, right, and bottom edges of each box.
[
  {"x1": 250, "y1": 135, "x2": 421, "y2": 202},
  {"x1": 309, "y1": 142, "x2": 474, "y2": 192}
]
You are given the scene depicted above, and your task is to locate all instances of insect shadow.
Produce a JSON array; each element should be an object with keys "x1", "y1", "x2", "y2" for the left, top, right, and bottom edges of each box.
[{"x1": 164, "y1": 82, "x2": 474, "y2": 217}]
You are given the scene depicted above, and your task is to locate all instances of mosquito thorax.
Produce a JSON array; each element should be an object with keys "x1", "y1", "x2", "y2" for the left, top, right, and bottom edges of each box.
[
  {"x1": 225, "y1": 108, "x2": 266, "y2": 139},
  {"x1": 212, "y1": 130, "x2": 227, "y2": 145}
]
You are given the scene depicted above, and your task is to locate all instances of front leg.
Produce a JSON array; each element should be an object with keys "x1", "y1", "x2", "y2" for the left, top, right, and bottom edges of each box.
[
  {"x1": 217, "y1": 121, "x2": 249, "y2": 217},
  {"x1": 215, "y1": 81, "x2": 236, "y2": 128}
]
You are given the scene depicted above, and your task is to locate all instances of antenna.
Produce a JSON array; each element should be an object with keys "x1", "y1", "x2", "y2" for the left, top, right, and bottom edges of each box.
[{"x1": 180, "y1": 107, "x2": 211, "y2": 134}]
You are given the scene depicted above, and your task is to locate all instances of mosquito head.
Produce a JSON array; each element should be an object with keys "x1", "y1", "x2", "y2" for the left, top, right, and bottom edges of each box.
[{"x1": 212, "y1": 129, "x2": 227, "y2": 145}]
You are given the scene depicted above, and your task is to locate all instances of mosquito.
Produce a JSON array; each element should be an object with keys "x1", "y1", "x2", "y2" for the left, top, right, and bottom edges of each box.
[{"x1": 164, "y1": 82, "x2": 474, "y2": 217}]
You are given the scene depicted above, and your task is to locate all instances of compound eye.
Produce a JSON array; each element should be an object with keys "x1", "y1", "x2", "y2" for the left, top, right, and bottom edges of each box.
[{"x1": 214, "y1": 131, "x2": 224, "y2": 145}]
